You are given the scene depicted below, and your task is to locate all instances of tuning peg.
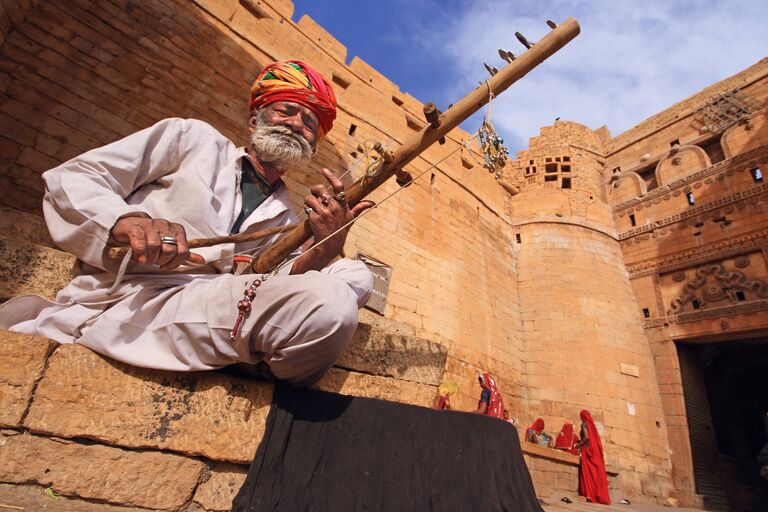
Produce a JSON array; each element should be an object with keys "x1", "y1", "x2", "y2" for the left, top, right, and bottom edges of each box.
[
  {"x1": 483, "y1": 62, "x2": 498, "y2": 76},
  {"x1": 546, "y1": 19, "x2": 557, "y2": 29},
  {"x1": 498, "y1": 49, "x2": 515, "y2": 63},
  {"x1": 515, "y1": 32, "x2": 535, "y2": 49}
]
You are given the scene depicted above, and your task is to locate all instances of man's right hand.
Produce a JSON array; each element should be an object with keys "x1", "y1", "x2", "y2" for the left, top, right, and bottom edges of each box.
[{"x1": 110, "y1": 216, "x2": 205, "y2": 269}]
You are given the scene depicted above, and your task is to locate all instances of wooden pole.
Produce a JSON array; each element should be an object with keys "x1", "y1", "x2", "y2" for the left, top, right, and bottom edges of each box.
[{"x1": 251, "y1": 17, "x2": 581, "y2": 272}]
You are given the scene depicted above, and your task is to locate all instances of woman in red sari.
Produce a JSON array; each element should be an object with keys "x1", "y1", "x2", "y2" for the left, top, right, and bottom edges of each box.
[
  {"x1": 578, "y1": 410, "x2": 611, "y2": 505},
  {"x1": 474, "y1": 373, "x2": 504, "y2": 418},
  {"x1": 555, "y1": 422, "x2": 579, "y2": 455}
]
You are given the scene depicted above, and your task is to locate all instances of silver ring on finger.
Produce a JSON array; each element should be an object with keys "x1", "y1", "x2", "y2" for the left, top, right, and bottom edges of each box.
[
  {"x1": 304, "y1": 206, "x2": 314, "y2": 215},
  {"x1": 333, "y1": 191, "x2": 346, "y2": 205},
  {"x1": 160, "y1": 236, "x2": 178, "y2": 246}
]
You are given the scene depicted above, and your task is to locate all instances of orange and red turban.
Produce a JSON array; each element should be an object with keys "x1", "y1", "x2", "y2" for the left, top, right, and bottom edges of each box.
[{"x1": 249, "y1": 60, "x2": 337, "y2": 140}]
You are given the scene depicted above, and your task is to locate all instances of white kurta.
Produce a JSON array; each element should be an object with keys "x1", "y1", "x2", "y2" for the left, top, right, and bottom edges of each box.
[{"x1": 0, "y1": 118, "x2": 373, "y2": 385}]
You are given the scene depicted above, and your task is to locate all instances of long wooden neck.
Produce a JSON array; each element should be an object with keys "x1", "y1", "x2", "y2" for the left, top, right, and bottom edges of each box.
[{"x1": 252, "y1": 18, "x2": 581, "y2": 273}]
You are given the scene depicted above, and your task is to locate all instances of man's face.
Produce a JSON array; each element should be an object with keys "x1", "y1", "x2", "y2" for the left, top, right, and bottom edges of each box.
[
  {"x1": 249, "y1": 101, "x2": 317, "y2": 173},
  {"x1": 257, "y1": 101, "x2": 320, "y2": 150}
]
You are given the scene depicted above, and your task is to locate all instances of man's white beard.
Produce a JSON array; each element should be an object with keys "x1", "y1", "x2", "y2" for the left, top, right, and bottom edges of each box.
[{"x1": 250, "y1": 114, "x2": 313, "y2": 173}]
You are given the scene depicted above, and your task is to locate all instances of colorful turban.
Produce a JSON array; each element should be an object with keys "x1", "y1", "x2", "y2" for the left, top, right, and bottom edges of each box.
[{"x1": 249, "y1": 60, "x2": 337, "y2": 140}]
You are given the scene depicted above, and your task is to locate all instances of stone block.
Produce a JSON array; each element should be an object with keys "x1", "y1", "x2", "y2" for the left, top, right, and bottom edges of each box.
[
  {"x1": 0, "y1": 432, "x2": 204, "y2": 510},
  {"x1": 337, "y1": 320, "x2": 448, "y2": 386},
  {"x1": 24, "y1": 344, "x2": 273, "y2": 464},
  {"x1": 0, "y1": 482, "x2": 155, "y2": 512},
  {"x1": 315, "y1": 367, "x2": 436, "y2": 408},
  {"x1": 193, "y1": 462, "x2": 248, "y2": 512},
  {"x1": 0, "y1": 330, "x2": 54, "y2": 427},
  {"x1": 0, "y1": 207, "x2": 54, "y2": 245},
  {"x1": 0, "y1": 237, "x2": 74, "y2": 300}
]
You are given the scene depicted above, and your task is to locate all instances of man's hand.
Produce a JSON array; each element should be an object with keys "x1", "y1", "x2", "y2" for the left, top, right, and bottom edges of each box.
[
  {"x1": 110, "y1": 216, "x2": 205, "y2": 269},
  {"x1": 291, "y1": 168, "x2": 373, "y2": 274}
]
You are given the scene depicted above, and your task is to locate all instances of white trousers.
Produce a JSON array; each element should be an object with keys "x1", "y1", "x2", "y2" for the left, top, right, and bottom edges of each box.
[{"x1": 3, "y1": 259, "x2": 373, "y2": 386}]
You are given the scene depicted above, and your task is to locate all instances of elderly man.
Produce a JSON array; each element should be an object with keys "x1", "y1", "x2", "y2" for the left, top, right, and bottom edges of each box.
[{"x1": 0, "y1": 60, "x2": 374, "y2": 386}]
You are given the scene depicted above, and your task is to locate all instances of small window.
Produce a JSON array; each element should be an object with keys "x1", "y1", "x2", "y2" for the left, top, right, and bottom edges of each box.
[
  {"x1": 735, "y1": 291, "x2": 746, "y2": 301},
  {"x1": 750, "y1": 167, "x2": 763, "y2": 183},
  {"x1": 545, "y1": 175, "x2": 557, "y2": 182},
  {"x1": 515, "y1": 233, "x2": 522, "y2": 243},
  {"x1": 332, "y1": 73, "x2": 351, "y2": 89},
  {"x1": 406, "y1": 115, "x2": 423, "y2": 131},
  {"x1": 545, "y1": 163, "x2": 558, "y2": 173},
  {"x1": 642, "y1": 308, "x2": 650, "y2": 318},
  {"x1": 612, "y1": 166, "x2": 621, "y2": 174},
  {"x1": 529, "y1": 160, "x2": 534, "y2": 165},
  {"x1": 629, "y1": 214, "x2": 636, "y2": 227},
  {"x1": 461, "y1": 157, "x2": 474, "y2": 170},
  {"x1": 525, "y1": 167, "x2": 530, "y2": 174},
  {"x1": 530, "y1": 166, "x2": 537, "y2": 174},
  {"x1": 563, "y1": 156, "x2": 571, "y2": 162},
  {"x1": 561, "y1": 165, "x2": 571, "y2": 172},
  {"x1": 686, "y1": 192, "x2": 695, "y2": 205},
  {"x1": 391, "y1": 95, "x2": 404, "y2": 106},
  {"x1": 348, "y1": 124, "x2": 357, "y2": 136},
  {"x1": 562, "y1": 178, "x2": 571, "y2": 189},
  {"x1": 430, "y1": 173, "x2": 436, "y2": 185},
  {"x1": 670, "y1": 139, "x2": 680, "y2": 147},
  {"x1": 545, "y1": 157, "x2": 552, "y2": 163},
  {"x1": 692, "y1": 298, "x2": 702, "y2": 309}
]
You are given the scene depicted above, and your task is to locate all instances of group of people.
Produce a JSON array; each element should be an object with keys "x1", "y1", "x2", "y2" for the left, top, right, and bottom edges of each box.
[
  {"x1": 525, "y1": 412, "x2": 611, "y2": 504},
  {"x1": 437, "y1": 374, "x2": 611, "y2": 505}
]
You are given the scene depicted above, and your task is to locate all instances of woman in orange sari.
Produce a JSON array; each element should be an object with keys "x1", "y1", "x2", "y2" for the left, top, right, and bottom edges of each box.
[{"x1": 577, "y1": 410, "x2": 611, "y2": 504}]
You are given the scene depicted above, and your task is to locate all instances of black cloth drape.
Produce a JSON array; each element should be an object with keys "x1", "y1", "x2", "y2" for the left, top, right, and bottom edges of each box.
[{"x1": 232, "y1": 383, "x2": 544, "y2": 512}]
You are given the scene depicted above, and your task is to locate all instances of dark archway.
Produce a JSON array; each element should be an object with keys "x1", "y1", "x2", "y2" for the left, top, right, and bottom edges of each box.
[{"x1": 678, "y1": 338, "x2": 768, "y2": 512}]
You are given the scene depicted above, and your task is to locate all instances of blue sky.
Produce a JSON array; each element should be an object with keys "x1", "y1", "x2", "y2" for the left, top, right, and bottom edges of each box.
[{"x1": 293, "y1": 0, "x2": 767, "y2": 155}]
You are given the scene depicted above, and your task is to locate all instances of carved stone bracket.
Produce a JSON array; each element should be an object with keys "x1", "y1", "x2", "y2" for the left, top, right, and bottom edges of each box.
[
  {"x1": 667, "y1": 263, "x2": 768, "y2": 314},
  {"x1": 669, "y1": 299, "x2": 768, "y2": 324},
  {"x1": 626, "y1": 229, "x2": 768, "y2": 278}
]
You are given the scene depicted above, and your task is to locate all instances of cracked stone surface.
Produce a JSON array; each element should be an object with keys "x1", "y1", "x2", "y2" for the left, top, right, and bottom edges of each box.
[
  {"x1": 0, "y1": 432, "x2": 204, "y2": 510},
  {"x1": 0, "y1": 330, "x2": 55, "y2": 427},
  {"x1": 24, "y1": 344, "x2": 273, "y2": 464}
]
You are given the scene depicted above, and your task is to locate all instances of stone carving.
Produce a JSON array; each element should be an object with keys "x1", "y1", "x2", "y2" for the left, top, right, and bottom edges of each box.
[
  {"x1": 670, "y1": 299, "x2": 768, "y2": 324},
  {"x1": 672, "y1": 271, "x2": 687, "y2": 282},
  {"x1": 619, "y1": 182, "x2": 768, "y2": 242},
  {"x1": 613, "y1": 145, "x2": 768, "y2": 213},
  {"x1": 627, "y1": 229, "x2": 768, "y2": 278},
  {"x1": 667, "y1": 263, "x2": 768, "y2": 314},
  {"x1": 734, "y1": 256, "x2": 750, "y2": 268}
]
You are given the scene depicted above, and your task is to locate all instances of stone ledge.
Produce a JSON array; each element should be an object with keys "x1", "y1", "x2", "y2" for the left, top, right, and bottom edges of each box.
[
  {"x1": 338, "y1": 313, "x2": 448, "y2": 386},
  {"x1": 0, "y1": 330, "x2": 55, "y2": 427},
  {"x1": 0, "y1": 237, "x2": 74, "y2": 300},
  {"x1": 523, "y1": 442, "x2": 580, "y2": 466},
  {"x1": 24, "y1": 344, "x2": 273, "y2": 464},
  {"x1": 0, "y1": 431, "x2": 204, "y2": 510},
  {"x1": 0, "y1": 208, "x2": 54, "y2": 246},
  {"x1": 315, "y1": 366, "x2": 436, "y2": 407},
  {"x1": 522, "y1": 442, "x2": 619, "y2": 476}
]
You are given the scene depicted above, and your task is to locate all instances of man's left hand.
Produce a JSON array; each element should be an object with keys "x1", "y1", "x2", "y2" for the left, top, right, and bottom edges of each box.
[{"x1": 292, "y1": 168, "x2": 373, "y2": 273}]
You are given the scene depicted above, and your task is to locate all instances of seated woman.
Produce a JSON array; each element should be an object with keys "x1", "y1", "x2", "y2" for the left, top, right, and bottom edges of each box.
[
  {"x1": 554, "y1": 422, "x2": 579, "y2": 455},
  {"x1": 525, "y1": 418, "x2": 553, "y2": 447}
]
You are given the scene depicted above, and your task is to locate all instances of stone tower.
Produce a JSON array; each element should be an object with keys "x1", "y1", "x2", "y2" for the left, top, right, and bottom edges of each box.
[{"x1": 504, "y1": 121, "x2": 673, "y2": 497}]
